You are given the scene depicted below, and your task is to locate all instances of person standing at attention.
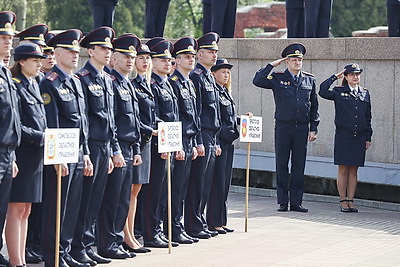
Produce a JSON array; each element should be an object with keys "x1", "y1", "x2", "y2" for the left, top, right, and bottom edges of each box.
[
  {"x1": 253, "y1": 43, "x2": 319, "y2": 213},
  {"x1": 319, "y1": 64, "x2": 372, "y2": 213}
]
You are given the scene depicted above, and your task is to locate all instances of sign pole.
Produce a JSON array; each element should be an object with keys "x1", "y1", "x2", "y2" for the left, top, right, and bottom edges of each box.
[
  {"x1": 245, "y1": 142, "x2": 251, "y2": 232},
  {"x1": 167, "y1": 152, "x2": 172, "y2": 254},
  {"x1": 55, "y1": 164, "x2": 62, "y2": 267}
]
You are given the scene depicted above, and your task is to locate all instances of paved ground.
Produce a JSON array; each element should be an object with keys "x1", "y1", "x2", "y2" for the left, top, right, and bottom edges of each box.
[{"x1": 5, "y1": 190, "x2": 400, "y2": 266}]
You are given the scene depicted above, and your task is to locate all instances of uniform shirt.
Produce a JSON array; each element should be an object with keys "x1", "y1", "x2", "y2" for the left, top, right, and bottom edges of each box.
[
  {"x1": 169, "y1": 69, "x2": 200, "y2": 138},
  {"x1": 13, "y1": 74, "x2": 46, "y2": 146},
  {"x1": 319, "y1": 75, "x2": 372, "y2": 141},
  {"x1": 253, "y1": 63, "x2": 320, "y2": 132},
  {"x1": 0, "y1": 65, "x2": 21, "y2": 147},
  {"x1": 110, "y1": 69, "x2": 141, "y2": 156},
  {"x1": 131, "y1": 75, "x2": 156, "y2": 144},
  {"x1": 76, "y1": 61, "x2": 120, "y2": 153},
  {"x1": 216, "y1": 84, "x2": 239, "y2": 144},
  {"x1": 39, "y1": 65, "x2": 89, "y2": 154},
  {"x1": 150, "y1": 72, "x2": 179, "y2": 123},
  {"x1": 189, "y1": 63, "x2": 221, "y2": 144}
]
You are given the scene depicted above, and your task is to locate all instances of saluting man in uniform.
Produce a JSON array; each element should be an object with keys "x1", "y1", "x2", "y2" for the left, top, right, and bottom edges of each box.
[
  {"x1": 39, "y1": 29, "x2": 93, "y2": 267},
  {"x1": 0, "y1": 11, "x2": 22, "y2": 267},
  {"x1": 185, "y1": 32, "x2": 221, "y2": 239},
  {"x1": 97, "y1": 34, "x2": 144, "y2": 258},
  {"x1": 71, "y1": 26, "x2": 123, "y2": 265},
  {"x1": 253, "y1": 43, "x2": 319, "y2": 213},
  {"x1": 168, "y1": 37, "x2": 201, "y2": 244}
]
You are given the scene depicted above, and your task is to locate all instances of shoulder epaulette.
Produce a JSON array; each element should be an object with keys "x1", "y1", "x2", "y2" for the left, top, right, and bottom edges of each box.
[
  {"x1": 274, "y1": 71, "x2": 284, "y2": 74},
  {"x1": 363, "y1": 87, "x2": 368, "y2": 91},
  {"x1": 150, "y1": 78, "x2": 156, "y2": 85},
  {"x1": 46, "y1": 72, "x2": 59, "y2": 81},
  {"x1": 105, "y1": 72, "x2": 113, "y2": 78},
  {"x1": 170, "y1": 75, "x2": 178, "y2": 82},
  {"x1": 302, "y1": 71, "x2": 314, "y2": 77},
  {"x1": 77, "y1": 69, "x2": 90, "y2": 77},
  {"x1": 12, "y1": 77, "x2": 21, "y2": 84},
  {"x1": 73, "y1": 74, "x2": 80, "y2": 79},
  {"x1": 193, "y1": 68, "x2": 203, "y2": 75},
  {"x1": 335, "y1": 85, "x2": 344, "y2": 88}
]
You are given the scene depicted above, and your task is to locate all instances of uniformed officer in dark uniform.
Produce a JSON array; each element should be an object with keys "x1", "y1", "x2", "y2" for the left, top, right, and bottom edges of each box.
[
  {"x1": 41, "y1": 33, "x2": 56, "y2": 74},
  {"x1": 39, "y1": 29, "x2": 93, "y2": 267},
  {"x1": 387, "y1": 0, "x2": 400, "y2": 37},
  {"x1": 89, "y1": 0, "x2": 119, "y2": 29},
  {"x1": 0, "y1": 11, "x2": 22, "y2": 267},
  {"x1": 253, "y1": 43, "x2": 319, "y2": 213},
  {"x1": 211, "y1": 0, "x2": 237, "y2": 38},
  {"x1": 286, "y1": 0, "x2": 305, "y2": 38},
  {"x1": 202, "y1": 0, "x2": 212, "y2": 34},
  {"x1": 304, "y1": 0, "x2": 332, "y2": 38},
  {"x1": 145, "y1": 0, "x2": 171, "y2": 38},
  {"x1": 71, "y1": 26, "x2": 122, "y2": 265},
  {"x1": 185, "y1": 32, "x2": 221, "y2": 239},
  {"x1": 96, "y1": 34, "x2": 143, "y2": 258},
  {"x1": 167, "y1": 37, "x2": 201, "y2": 244},
  {"x1": 140, "y1": 39, "x2": 180, "y2": 248}
]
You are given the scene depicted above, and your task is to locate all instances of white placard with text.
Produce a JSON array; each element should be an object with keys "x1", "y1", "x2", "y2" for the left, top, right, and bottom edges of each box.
[
  {"x1": 44, "y1": 128, "x2": 80, "y2": 165},
  {"x1": 157, "y1": 122, "x2": 183, "y2": 153},
  {"x1": 239, "y1": 115, "x2": 263, "y2": 143}
]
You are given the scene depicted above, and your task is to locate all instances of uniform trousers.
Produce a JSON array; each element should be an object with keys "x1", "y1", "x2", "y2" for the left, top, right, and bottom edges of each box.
[
  {"x1": 141, "y1": 137, "x2": 168, "y2": 241},
  {"x1": 304, "y1": 0, "x2": 332, "y2": 37},
  {"x1": 97, "y1": 141, "x2": 134, "y2": 253},
  {"x1": 185, "y1": 130, "x2": 217, "y2": 234},
  {"x1": 91, "y1": 3, "x2": 116, "y2": 28},
  {"x1": 202, "y1": 1, "x2": 212, "y2": 34},
  {"x1": 387, "y1": 4, "x2": 400, "y2": 37},
  {"x1": 286, "y1": 7, "x2": 305, "y2": 38},
  {"x1": 0, "y1": 148, "x2": 14, "y2": 253},
  {"x1": 145, "y1": 0, "x2": 171, "y2": 37},
  {"x1": 207, "y1": 140, "x2": 234, "y2": 227},
  {"x1": 163, "y1": 136, "x2": 194, "y2": 237},
  {"x1": 211, "y1": 0, "x2": 237, "y2": 38},
  {"x1": 275, "y1": 121, "x2": 308, "y2": 207},
  {"x1": 72, "y1": 140, "x2": 111, "y2": 256},
  {"x1": 42, "y1": 149, "x2": 84, "y2": 267}
]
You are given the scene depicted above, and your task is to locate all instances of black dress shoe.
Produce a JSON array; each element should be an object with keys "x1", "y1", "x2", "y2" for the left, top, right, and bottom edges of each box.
[
  {"x1": 187, "y1": 231, "x2": 211, "y2": 239},
  {"x1": 122, "y1": 242, "x2": 151, "y2": 253},
  {"x1": 290, "y1": 205, "x2": 308, "y2": 212},
  {"x1": 222, "y1": 226, "x2": 234, "y2": 233},
  {"x1": 144, "y1": 237, "x2": 169, "y2": 248},
  {"x1": 86, "y1": 249, "x2": 111, "y2": 264},
  {"x1": 204, "y1": 229, "x2": 218, "y2": 237},
  {"x1": 64, "y1": 254, "x2": 91, "y2": 267},
  {"x1": 277, "y1": 204, "x2": 288, "y2": 212},
  {"x1": 70, "y1": 253, "x2": 97, "y2": 266},
  {"x1": 159, "y1": 235, "x2": 179, "y2": 247},
  {"x1": 98, "y1": 249, "x2": 130, "y2": 259},
  {"x1": 209, "y1": 226, "x2": 227, "y2": 234},
  {"x1": 182, "y1": 232, "x2": 199, "y2": 243},
  {"x1": 173, "y1": 233, "x2": 194, "y2": 244},
  {"x1": 27, "y1": 247, "x2": 44, "y2": 260},
  {"x1": 25, "y1": 249, "x2": 43, "y2": 264},
  {"x1": 347, "y1": 200, "x2": 359, "y2": 213},
  {"x1": 59, "y1": 257, "x2": 70, "y2": 267}
]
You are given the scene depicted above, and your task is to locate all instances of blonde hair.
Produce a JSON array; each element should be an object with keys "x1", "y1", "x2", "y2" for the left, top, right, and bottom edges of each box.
[
  {"x1": 212, "y1": 68, "x2": 232, "y2": 92},
  {"x1": 132, "y1": 55, "x2": 153, "y2": 87}
]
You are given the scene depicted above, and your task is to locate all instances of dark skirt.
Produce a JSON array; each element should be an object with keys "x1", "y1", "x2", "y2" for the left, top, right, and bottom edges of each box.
[
  {"x1": 132, "y1": 140, "x2": 151, "y2": 184},
  {"x1": 334, "y1": 129, "x2": 367, "y2": 167},
  {"x1": 10, "y1": 144, "x2": 44, "y2": 203}
]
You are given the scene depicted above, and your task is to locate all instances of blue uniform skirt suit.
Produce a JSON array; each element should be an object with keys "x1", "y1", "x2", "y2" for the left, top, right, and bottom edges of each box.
[
  {"x1": 319, "y1": 75, "x2": 372, "y2": 167},
  {"x1": 10, "y1": 74, "x2": 47, "y2": 203}
]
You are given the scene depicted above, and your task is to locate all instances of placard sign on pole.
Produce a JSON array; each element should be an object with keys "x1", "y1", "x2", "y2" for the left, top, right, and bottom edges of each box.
[
  {"x1": 44, "y1": 128, "x2": 80, "y2": 267},
  {"x1": 239, "y1": 116, "x2": 262, "y2": 232},
  {"x1": 158, "y1": 121, "x2": 182, "y2": 254}
]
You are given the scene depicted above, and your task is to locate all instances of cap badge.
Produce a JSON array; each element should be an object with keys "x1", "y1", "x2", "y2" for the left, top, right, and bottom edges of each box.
[
  {"x1": 129, "y1": 45, "x2": 136, "y2": 52},
  {"x1": 4, "y1": 23, "x2": 11, "y2": 29},
  {"x1": 187, "y1": 45, "x2": 194, "y2": 51},
  {"x1": 39, "y1": 33, "x2": 44, "y2": 40},
  {"x1": 72, "y1": 40, "x2": 79, "y2": 46},
  {"x1": 164, "y1": 49, "x2": 171, "y2": 55},
  {"x1": 212, "y1": 41, "x2": 217, "y2": 46},
  {"x1": 105, "y1": 37, "x2": 111, "y2": 43},
  {"x1": 352, "y1": 64, "x2": 358, "y2": 68},
  {"x1": 294, "y1": 50, "x2": 300, "y2": 55},
  {"x1": 35, "y1": 45, "x2": 42, "y2": 53},
  {"x1": 141, "y1": 44, "x2": 149, "y2": 50}
]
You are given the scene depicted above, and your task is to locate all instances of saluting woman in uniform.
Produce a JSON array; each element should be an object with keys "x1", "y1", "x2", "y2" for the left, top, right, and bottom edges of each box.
[
  {"x1": 123, "y1": 43, "x2": 155, "y2": 252},
  {"x1": 319, "y1": 64, "x2": 372, "y2": 213},
  {"x1": 5, "y1": 43, "x2": 47, "y2": 267},
  {"x1": 207, "y1": 59, "x2": 239, "y2": 234}
]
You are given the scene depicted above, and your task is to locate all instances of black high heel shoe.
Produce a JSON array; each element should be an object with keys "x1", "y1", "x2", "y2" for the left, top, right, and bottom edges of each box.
[
  {"x1": 347, "y1": 200, "x2": 358, "y2": 213},
  {"x1": 340, "y1": 199, "x2": 351, "y2": 213}
]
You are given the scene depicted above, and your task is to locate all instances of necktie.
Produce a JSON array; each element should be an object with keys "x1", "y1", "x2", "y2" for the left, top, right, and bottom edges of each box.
[{"x1": 294, "y1": 75, "x2": 299, "y2": 83}]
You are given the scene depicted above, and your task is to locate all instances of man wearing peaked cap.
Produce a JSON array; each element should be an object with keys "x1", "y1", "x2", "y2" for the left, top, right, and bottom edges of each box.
[
  {"x1": 71, "y1": 26, "x2": 124, "y2": 264},
  {"x1": 17, "y1": 24, "x2": 49, "y2": 47},
  {"x1": 39, "y1": 28, "x2": 95, "y2": 267},
  {"x1": 40, "y1": 33, "x2": 56, "y2": 74},
  {"x1": 96, "y1": 33, "x2": 145, "y2": 257},
  {"x1": 253, "y1": 43, "x2": 319, "y2": 213},
  {"x1": 185, "y1": 32, "x2": 221, "y2": 240},
  {"x1": 0, "y1": 10, "x2": 21, "y2": 267},
  {"x1": 166, "y1": 36, "x2": 201, "y2": 244},
  {"x1": 145, "y1": 37, "x2": 165, "y2": 51},
  {"x1": 140, "y1": 39, "x2": 180, "y2": 248}
]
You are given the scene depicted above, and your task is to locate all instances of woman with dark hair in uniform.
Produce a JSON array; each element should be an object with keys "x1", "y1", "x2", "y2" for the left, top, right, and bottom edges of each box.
[
  {"x1": 319, "y1": 64, "x2": 372, "y2": 213},
  {"x1": 123, "y1": 43, "x2": 154, "y2": 252},
  {"x1": 6, "y1": 43, "x2": 47, "y2": 267},
  {"x1": 207, "y1": 59, "x2": 239, "y2": 234}
]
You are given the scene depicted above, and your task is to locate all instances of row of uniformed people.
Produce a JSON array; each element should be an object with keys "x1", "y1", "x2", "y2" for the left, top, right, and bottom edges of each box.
[{"x1": 0, "y1": 11, "x2": 240, "y2": 267}]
